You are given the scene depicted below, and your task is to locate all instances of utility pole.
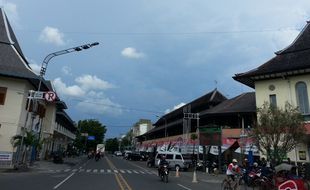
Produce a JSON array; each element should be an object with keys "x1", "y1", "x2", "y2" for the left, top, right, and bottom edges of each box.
[{"x1": 184, "y1": 112, "x2": 200, "y2": 183}]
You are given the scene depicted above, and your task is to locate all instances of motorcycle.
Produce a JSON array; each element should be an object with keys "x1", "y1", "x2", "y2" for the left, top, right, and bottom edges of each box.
[
  {"x1": 95, "y1": 153, "x2": 100, "y2": 161},
  {"x1": 248, "y1": 169, "x2": 262, "y2": 187},
  {"x1": 159, "y1": 164, "x2": 169, "y2": 183}
]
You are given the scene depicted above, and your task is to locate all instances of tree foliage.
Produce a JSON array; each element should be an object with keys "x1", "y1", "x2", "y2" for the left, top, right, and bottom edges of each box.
[
  {"x1": 105, "y1": 138, "x2": 119, "y2": 153},
  {"x1": 74, "y1": 119, "x2": 106, "y2": 152},
  {"x1": 251, "y1": 102, "x2": 306, "y2": 164},
  {"x1": 120, "y1": 130, "x2": 133, "y2": 150},
  {"x1": 11, "y1": 131, "x2": 38, "y2": 148}
]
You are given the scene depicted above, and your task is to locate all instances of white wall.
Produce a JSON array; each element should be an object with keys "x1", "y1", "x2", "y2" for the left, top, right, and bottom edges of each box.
[
  {"x1": 255, "y1": 74, "x2": 310, "y2": 162},
  {"x1": 0, "y1": 77, "x2": 33, "y2": 153}
]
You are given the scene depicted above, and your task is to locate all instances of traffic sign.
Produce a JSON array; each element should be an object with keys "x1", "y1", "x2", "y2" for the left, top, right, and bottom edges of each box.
[
  {"x1": 44, "y1": 91, "x2": 56, "y2": 102},
  {"x1": 87, "y1": 136, "x2": 95, "y2": 140}
]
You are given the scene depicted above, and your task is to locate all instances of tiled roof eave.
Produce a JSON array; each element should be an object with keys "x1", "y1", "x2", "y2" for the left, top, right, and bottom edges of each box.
[{"x1": 234, "y1": 68, "x2": 310, "y2": 88}]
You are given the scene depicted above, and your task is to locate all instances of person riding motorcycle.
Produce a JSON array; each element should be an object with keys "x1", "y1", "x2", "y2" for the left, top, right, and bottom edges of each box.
[
  {"x1": 158, "y1": 155, "x2": 169, "y2": 176},
  {"x1": 226, "y1": 159, "x2": 241, "y2": 181}
]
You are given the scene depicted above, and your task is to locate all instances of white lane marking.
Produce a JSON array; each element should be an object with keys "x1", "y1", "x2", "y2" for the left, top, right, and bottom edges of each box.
[
  {"x1": 79, "y1": 169, "x2": 85, "y2": 172},
  {"x1": 107, "y1": 169, "x2": 111, "y2": 173},
  {"x1": 177, "y1": 184, "x2": 192, "y2": 190},
  {"x1": 120, "y1": 170, "x2": 125, "y2": 173},
  {"x1": 100, "y1": 169, "x2": 104, "y2": 173},
  {"x1": 53, "y1": 172, "x2": 75, "y2": 189},
  {"x1": 133, "y1": 170, "x2": 139, "y2": 174},
  {"x1": 114, "y1": 170, "x2": 119, "y2": 173},
  {"x1": 72, "y1": 169, "x2": 78, "y2": 172},
  {"x1": 200, "y1": 179, "x2": 222, "y2": 184},
  {"x1": 139, "y1": 171, "x2": 145, "y2": 174},
  {"x1": 93, "y1": 169, "x2": 98, "y2": 173},
  {"x1": 86, "y1": 169, "x2": 91, "y2": 173},
  {"x1": 126, "y1": 170, "x2": 132, "y2": 174},
  {"x1": 64, "y1": 169, "x2": 70, "y2": 172}
]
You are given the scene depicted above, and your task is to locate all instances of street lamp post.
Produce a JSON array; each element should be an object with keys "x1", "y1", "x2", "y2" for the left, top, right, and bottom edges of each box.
[
  {"x1": 37, "y1": 42, "x2": 99, "y2": 91},
  {"x1": 17, "y1": 42, "x2": 99, "y2": 166}
]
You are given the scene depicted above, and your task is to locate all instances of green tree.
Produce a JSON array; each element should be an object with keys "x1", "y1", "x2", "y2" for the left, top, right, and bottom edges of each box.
[
  {"x1": 75, "y1": 119, "x2": 107, "y2": 152},
  {"x1": 11, "y1": 131, "x2": 39, "y2": 164},
  {"x1": 121, "y1": 130, "x2": 133, "y2": 150},
  {"x1": 251, "y1": 102, "x2": 306, "y2": 165},
  {"x1": 105, "y1": 138, "x2": 119, "y2": 153}
]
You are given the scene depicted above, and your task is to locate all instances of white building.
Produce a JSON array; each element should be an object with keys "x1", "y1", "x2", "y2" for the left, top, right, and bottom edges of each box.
[
  {"x1": 0, "y1": 8, "x2": 76, "y2": 168},
  {"x1": 234, "y1": 21, "x2": 310, "y2": 163}
]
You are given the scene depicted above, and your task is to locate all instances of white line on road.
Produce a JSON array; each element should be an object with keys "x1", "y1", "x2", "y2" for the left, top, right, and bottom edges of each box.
[
  {"x1": 126, "y1": 170, "x2": 132, "y2": 174},
  {"x1": 177, "y1": 184, "x2": 192, "y2": 190},
  {"x1": 86, "y1": 169, "x2": 91, "y2": 172},
  {"x1": 100, "y1": 169, "x2": 104, "y2": 173},
  {"x1": 200, "y1": 179, "x2": 222, "y2": 184},
  {"x1": 93, "y1": 169, "x2": 98, "y2": 173},
  {"x1": 64, "y1": 169, "x2": 70, "y2": 172},
  {"x1": 53, "y1": 172, "x2": 75, "y2": 189}
]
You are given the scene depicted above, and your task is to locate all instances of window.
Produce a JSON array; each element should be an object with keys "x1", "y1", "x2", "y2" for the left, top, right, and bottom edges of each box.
[
  {"x1": 296, "y1": 82, "x2": 309, "y2": 114},
  {"x1": 0, "y1": 87, "x2": 7, "y2": 105},
  {"x1": 175, "y1": 155, "x2": 182, "y2": 160},
  {"x1": 269, "y1": 94, "x2": 277, "y2": 107},
  {"x1": 166, "y1": 154, "x2": 173, "y2": 159}
]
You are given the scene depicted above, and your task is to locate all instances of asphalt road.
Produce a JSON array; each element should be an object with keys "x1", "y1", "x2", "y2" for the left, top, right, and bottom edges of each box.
[{"x1": 0, "y1": 154, "x2": 225, "y2": 190}]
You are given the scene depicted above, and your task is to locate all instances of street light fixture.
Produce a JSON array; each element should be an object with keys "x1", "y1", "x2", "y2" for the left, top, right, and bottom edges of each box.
[{"x1": 38, "y1": 42, "x2": 99, "y2": 91}]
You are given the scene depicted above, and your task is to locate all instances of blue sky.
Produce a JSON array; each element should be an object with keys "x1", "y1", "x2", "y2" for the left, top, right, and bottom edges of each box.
[{"x1": 1, "y1": 0, "x2": 310, "y2": 138}]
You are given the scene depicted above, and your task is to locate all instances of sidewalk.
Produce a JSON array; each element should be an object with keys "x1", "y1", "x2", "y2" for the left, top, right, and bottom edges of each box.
[
  {"x1": 0, "y1": 155, "x2": 86, "y2": 173},
  {"x1": 28, "y1": 155, "x2": 87, "y2": 172}
]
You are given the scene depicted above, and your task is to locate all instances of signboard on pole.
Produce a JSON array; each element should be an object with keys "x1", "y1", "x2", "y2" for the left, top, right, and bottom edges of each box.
[{"x1": 87, "y1": 136, "x2": 95, "y2": 141}]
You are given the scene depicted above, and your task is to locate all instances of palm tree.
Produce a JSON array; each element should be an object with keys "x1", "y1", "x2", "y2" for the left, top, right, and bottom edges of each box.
[{"x1": 11, "y1": 131, "x2": 38, "y2": 165}]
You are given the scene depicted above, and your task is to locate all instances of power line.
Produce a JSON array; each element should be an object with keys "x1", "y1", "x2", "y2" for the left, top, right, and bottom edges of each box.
[{"x1": 17, "y1": 27, "x2": 302, "y2": 36}]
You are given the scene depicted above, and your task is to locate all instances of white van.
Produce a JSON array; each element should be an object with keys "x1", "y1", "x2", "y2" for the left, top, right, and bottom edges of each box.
[{"x1": 155, "y1": 151, "x2": 191, "y2": 171}]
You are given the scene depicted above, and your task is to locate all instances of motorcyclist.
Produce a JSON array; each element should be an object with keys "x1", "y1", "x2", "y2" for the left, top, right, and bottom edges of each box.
[{"x1": 158, "y1": 155, "x2": 169, "y2": 176}]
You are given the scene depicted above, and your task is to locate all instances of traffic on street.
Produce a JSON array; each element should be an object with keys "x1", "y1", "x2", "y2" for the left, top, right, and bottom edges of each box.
[{"x1": 0, "y1": 154, "x2": 223, "y2": 190}]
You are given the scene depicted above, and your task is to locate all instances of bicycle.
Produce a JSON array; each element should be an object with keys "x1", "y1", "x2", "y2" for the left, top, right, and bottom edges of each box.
[{"x1": 222, "y1": 175, "x2": 246, "y2": 190}]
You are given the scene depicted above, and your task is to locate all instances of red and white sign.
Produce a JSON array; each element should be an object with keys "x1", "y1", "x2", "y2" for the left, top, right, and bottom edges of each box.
[
  {"x1": 44, "y1": 91, "x2": 56, "y2": 102},
  {"x1": 278, "y1": 180, "x2": 298, "y2": 190}
]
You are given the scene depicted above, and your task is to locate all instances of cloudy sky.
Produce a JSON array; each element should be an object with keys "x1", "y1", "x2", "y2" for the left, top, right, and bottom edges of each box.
[{"x1": 1, "y1": 0, "x2": 310, "y2": 138}]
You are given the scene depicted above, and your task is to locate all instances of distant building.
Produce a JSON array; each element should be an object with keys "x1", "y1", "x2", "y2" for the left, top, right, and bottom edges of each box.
[{"x1": 132, "y1": 119, "x2": 153, "y2": 137}]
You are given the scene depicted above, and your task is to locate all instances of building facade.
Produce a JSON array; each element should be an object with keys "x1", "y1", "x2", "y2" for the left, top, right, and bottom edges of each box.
[
  {"x1": 234, "y1": 21, "x2": 310, "y2": 163},
  {"x1": 0, "y1": 8, "x2": 76, "y2": 167}
]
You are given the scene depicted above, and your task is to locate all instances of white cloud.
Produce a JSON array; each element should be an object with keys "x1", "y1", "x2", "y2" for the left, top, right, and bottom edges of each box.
[
  {"x1": 0, "y1": 1, "x2": 19, "y2": 26},
  {"x1": 29, "y1": 63, "x2": 41, "y2": 75},
  {"x1": 75, "y1": 75, "x2": 115, "y2": 91},
  {"x1": 53, "y1": 78, "x2": 85, "y2": 97},
  {"x1": 165, "y1": 102, "x2": 186, "y2": 114},
  {"x1": 39, "y1": 26, "x2": 65, "y2": 46},
  {"x1": 121, "y1": 47, "x2": 145, "y2": 59},
  {"x1": 76, "y1": 95, "x2": 122, "y2": 116},
  {"x1": 61, "y1": 66, "x2": 72, "y2": 76},
  {"x1": 52, "y1": 76, "x2": 121, "y2": 115}
]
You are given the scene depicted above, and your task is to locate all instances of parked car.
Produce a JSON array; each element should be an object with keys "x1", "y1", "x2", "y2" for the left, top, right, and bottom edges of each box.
[
  {"x1": 126, "y1": 152, "x2": 142, "y2": 161},
  {"x1": 114, "y1": 151, "x2": 122, "y2": 156},
  {"x1": 52, "y1": 151, "x2": 64, "y2": 164},
  {"x1": 155, "y1": 151, "x2": 191, "y2": 171}
]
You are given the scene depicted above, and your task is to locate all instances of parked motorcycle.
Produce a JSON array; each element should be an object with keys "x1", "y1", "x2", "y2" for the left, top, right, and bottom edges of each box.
[{"x1": 159, "y1": 164, "x2": 169, "y2": 183}]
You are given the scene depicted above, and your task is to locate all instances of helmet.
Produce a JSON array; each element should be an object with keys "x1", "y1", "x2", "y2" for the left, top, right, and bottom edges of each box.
[
  {"x1": 253, "y1": 162, "x2": 258, "y2": 167},
  {"x1": 232, "y1": 159, "x2": 238, "y2": 163}
]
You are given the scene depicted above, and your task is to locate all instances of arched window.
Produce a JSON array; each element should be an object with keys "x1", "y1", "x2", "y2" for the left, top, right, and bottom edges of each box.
[{"x1": 296, "y1": 82, "x2": 309, "y2": 114}]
